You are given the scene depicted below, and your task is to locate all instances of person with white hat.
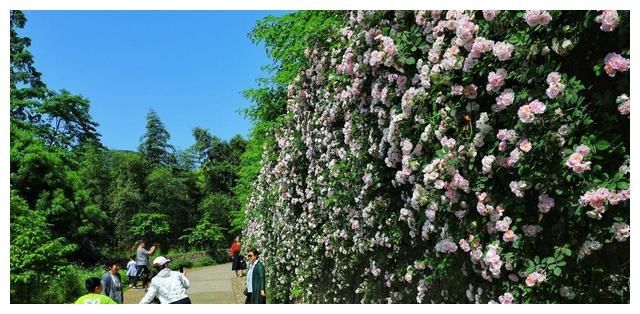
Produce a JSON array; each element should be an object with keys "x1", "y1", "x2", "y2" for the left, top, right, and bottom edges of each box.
[{"x1": 139, "y1": 256, "x2": 191, "y2": 304}]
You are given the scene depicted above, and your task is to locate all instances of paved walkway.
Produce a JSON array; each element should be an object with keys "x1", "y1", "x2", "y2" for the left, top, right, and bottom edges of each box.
[{"x1": 124, "y1": 263, "x2": 245, "y2": 304}]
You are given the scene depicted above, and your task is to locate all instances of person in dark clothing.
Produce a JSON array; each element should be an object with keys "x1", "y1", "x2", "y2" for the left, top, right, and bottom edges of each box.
[
  {"x1": 230, "y1": 236, "x2": 245, "y2": 277},
  {"x1": 244, "y1": 248, "x2": 266, "y2": 304}
]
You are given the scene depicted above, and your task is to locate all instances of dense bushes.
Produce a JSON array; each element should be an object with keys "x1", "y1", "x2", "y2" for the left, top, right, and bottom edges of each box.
[
  {"x1": 169, "y1": 250, "x2": 232, "y2": 270},
  {"x1": 243, "y1": 10, "x2": 629, "y2": 303}
]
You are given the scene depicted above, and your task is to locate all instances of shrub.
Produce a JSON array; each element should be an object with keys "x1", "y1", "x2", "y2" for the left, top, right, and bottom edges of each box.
[{"x1": 243, "y1": 10, "x2": 630, "y2": 304}]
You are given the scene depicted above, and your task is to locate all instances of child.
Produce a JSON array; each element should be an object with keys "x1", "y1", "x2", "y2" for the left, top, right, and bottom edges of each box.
[
  {"x1": 126, "y1": 255, "x2": 138, "y2": 288},
  {"x1": 74, "y1": 277, "x2": 117, "y2": 304}
]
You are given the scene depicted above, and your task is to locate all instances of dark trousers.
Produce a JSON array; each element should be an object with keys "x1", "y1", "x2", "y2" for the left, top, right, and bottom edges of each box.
[
  {"x1": 170, "y1": 297, "x2": 192, "y2": 304},
  {"x1": 135, "y1": 265, "x2": 151, "y2": 287},
  {"x1": 128, "y1": 275, "x2": 136, "y2": 286}
]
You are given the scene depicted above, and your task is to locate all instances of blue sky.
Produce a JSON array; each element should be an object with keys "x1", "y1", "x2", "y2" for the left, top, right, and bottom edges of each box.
[{"x1": 21, "y1": 11, "x2": 284, "y2": 151}]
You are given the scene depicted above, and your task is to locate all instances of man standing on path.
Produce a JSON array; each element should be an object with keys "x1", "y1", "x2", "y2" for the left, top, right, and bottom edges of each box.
[{"x1": 134, "y1": 240, "x2": 157, "y2": 289}]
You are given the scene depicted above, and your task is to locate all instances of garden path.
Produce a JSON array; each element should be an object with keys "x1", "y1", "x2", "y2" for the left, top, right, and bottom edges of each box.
[{"x1": 123, "y1": 262, "x2": 245, "y2": 304}]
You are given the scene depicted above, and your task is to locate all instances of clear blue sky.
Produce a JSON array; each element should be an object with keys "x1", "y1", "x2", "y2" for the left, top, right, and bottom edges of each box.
[{"x1": 21, "y1": 11, "x2": 285, "y2": 151}]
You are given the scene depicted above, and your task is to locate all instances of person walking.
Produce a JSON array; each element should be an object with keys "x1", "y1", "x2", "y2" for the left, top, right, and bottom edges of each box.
[
  {"x1": 244, "y1": 248, "x2": 266, "y2": 304},
  {"x1": 139, "y1": 256, "x2": 191, "y2": 304},
  {"x1": 74, "y1": 277, "x2": 117, "y2": 304},
  {"x1": 126, "y1": 255, "x2": 138, "y2": 288},
  {"x1": 101, "y1": 258, "x2": 124, "y2": 304},
  {"x1": 230, "y1": 236, "x2": 244, "y2": 277},
  {"x1": 134, "y1": 240, "x2": 157, "y2": 289}
]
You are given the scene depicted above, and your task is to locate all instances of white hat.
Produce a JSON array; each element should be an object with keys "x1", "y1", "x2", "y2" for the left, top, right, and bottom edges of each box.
[{"x1": 153, "y1": 256, "x2": 171, "y2": 266}]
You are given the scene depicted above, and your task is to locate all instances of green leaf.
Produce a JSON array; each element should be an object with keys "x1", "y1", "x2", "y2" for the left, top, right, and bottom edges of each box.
[
  {"x1": 553, "y1": 267, "x2": 562, "y2": 276},
  {"x1": 405, "y1": 57, "x2": 416, "y2": 65},
  {"x1": 595, "y1": 140, "x2": 610, "y2": 150}
]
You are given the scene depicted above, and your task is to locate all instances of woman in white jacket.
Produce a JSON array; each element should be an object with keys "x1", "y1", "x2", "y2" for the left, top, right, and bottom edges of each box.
[{"x1": 140, "y1": 256, "x2": 191, "y2": 304}]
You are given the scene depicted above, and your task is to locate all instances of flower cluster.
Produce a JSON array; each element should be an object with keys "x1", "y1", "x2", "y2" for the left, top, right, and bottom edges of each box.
[
  {"x1": 566, "y1": 144, "x2": 592, "y2": 174},
  {"x1": 517, "y1": 99, "x2": 546, "y2": 123},
  {"x1": 579, "y1": 188, "x2": 630, "y2": 220},
  {"x1": 610, "y1": 223, "x2": 630, "y2": 242},
  {"x1": 524, "y1": 10, "x2": 552, "y2": 27},
  {"x1": 616, "y1": 94, "x2": 629, "y2": 116},
  {"x1": 243, "y1": 10, "x2": 630, "y2": 304},
  {"x1": 545, "y1": 72, "x2": 564, "y2": 99}
]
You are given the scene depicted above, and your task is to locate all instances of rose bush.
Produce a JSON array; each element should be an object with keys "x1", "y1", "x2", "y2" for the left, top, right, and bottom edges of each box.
[{"x1": 243, "y1": 10, "x2": 630, "y2": 303}]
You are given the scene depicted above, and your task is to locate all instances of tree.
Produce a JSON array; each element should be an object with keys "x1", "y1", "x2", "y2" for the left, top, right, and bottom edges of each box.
[
  {"x1": 10, "y1": 10, "x2": 47, "y2": 123},
  {"x1": 138, "y1": 109, "x2": 175, "y2": 167},
  {"x1": 129, "y1": 213, "x2": 171, "y2": 245},
  {"x1": 179, "y1": 212, "x2": 225, "y2": 251},
  {"x1": 10, "y1": 191, "x2": 77, "y2": 303}
]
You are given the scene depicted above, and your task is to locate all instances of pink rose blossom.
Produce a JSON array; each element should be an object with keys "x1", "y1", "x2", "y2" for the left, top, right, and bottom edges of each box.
[
  {"x1": 459, "y1": 239, "x2": 471, "y2": 252},
  {"x1": 486, "y1": 68, "x2": 507, "y2": 93},
  {"x1": 579, "y1": 187, "x2": 610, "y2": 211},
  {"x1": 525, "y1": 271, "x2": 546, "y2": 287},
  {"x1": 529, "y1": 99, "x2": 546, "y2": 114},
  {"x1": 509, "y1": 180, "x2": 527, "y2": 198},
  {"x1": 499, "y1": 292, "x2": 514, "y2": 304},
  {"x1": 610, "y1": 222, "x2": 630, "y2": 242},
  {"x1": 470, "y1": 248, "x2": 483, "y2": 262},
  {"x1": 503, "y1": 230, "x2": 519, "y2": 242},
  {"x1": 566, "y1": 145, "x2": 592, "y2": 173},
  {"x1": 493, "y1": 41, "x2": 515, "y2": 61},
  {"x1": 482, "y1": 155, "x2": 495, "y2": 174},
  {"x1": 524, "y1": 10, "x2": 552, "y2": 27},
  {"x1": 545, "y1": 72, "x2": 565, "y2": 99},
  {"x1": 617, "y1": 94, "x2": 630, "y2": 116},
  {"x1": 519, "y1": 139, "x2": 532, "y2": 152},
  {"x1": 517, "y1": 105, "x2": 535, "y2": 123},
  {"x1": 455, "y1": 16, "x2": 479, "y2": 44},
  {"x1": 470, "y1": 37, "x2": 495, "y2": 58},
  {"x1": 497, "y1": 129, "x2": 518, "y2": 142},
  {"x1": 604, "y1": 52, "x2": 630, "y2": 77},
  {"x1": 595, "y1": 10, "x2": 619, "y2": 32},
  {"x1": 507, "y1": 148, "x2": 522, "y2": 167},
  {"x1": 483, "y1": 10, "x2": 500, "y2": 21},
  {"x1": 495, "y1": 217, "x2": 512, "y2": 232},
  {"x1": 537, "y1": 194, "x2": 555, "y2": 213},
  {"x1": 435, "y1": 239, "x2": 458, "y2": 253},
  {"x1": 493, "y1": 88, "x2": 514, "y2": 112}
]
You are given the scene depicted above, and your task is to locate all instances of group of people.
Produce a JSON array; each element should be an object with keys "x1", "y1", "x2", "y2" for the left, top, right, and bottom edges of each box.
[{"x1": 74, "y1": 237, "x2": 266, "y2": 304}]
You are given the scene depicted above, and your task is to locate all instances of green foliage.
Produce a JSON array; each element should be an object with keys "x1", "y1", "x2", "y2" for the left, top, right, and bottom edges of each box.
[
  {"x1": 138, "y1": 109, "x2": 176, "y2": 167},
  {"x1": 10, "y1": 191, "x2": 78, "y2": 303},
  {"x1": 129, "y1": 213, "x2": 171, "y2": 243},
  {"x1": 179, "y1": 212, "x2": 225, "y2": 250}
]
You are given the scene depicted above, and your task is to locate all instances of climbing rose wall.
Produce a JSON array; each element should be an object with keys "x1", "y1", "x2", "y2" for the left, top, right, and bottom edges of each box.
[{"x1": 243, "y1": 10, "x2": 630, "y2": 304}]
